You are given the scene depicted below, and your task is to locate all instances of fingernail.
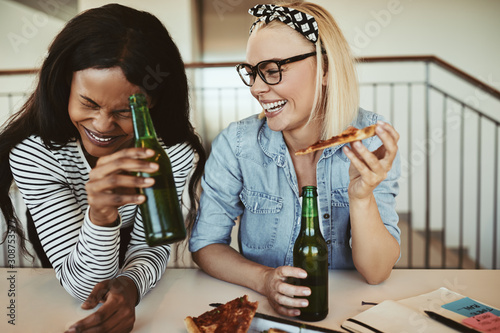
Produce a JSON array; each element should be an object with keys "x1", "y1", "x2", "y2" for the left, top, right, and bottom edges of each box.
[
  {"x1": 303, "y1": 289, "x2": 311, "y2": 296},
  {"x1": 376, "y1": 125, "x2": 385, "y2": 133},
  {"x1": 301, "y1": 301, "x2": 309, "y2": 307},
  {"x1": 65, "y1": 327, "x2": 76, "y2": 333},
  {"x1": 149, "y1": 163, "x2": 159, "y2": 170},
  {"x1": 298, "y1": 271, "x2": 307, "y2": 278},
  {"x1": 146, "y1": 149, "x2": 155, "y2": 155},
  {"x1": 81, "y1": 300, "x2": 92, "y2": 309},
  {"x1": 144, "y1": 178, "x2": 155, "y2": 185}
]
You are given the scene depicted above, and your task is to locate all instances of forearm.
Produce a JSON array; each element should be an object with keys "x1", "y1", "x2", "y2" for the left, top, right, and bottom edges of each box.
[
  {"x1": 118, "y1": 218, "x2": 171, "y2": 303},
  {"x1": 58, "y1": 214, "x2": 121, "y2": 301},
  {"x1": 350, "y1": 194, "x2": 400, "y2": 285},
  {"x1": 192, "y1": 243, "x2": 271, "y2": 295}
]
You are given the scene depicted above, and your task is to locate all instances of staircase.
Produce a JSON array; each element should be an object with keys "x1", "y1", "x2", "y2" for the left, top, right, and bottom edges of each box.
[{"x1": 396, "y1": 215, "x2": 478, "y2": 269}]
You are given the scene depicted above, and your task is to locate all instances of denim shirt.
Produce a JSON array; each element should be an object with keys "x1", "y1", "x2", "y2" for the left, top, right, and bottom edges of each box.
[{"x1": 190, "y1": 108, "x2": 401, "y2": 269}]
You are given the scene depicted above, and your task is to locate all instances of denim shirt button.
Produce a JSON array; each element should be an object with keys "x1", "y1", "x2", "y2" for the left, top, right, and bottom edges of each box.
[
  {"x1": 323, "y1": 213, "x2": 330, "y2": 219},
  {"x1": 326, "y1": 240, "x2": 331, "y2": 244}
]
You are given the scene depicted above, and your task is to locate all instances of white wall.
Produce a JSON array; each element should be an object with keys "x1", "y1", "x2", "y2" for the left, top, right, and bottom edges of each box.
[
  {"x1": 2, "y1": 0, "x2": 498, "y2": 95},
  {"x1": 0, "y1": 0, "x2": 66, "y2": 121},
  {"x1": 314, "y1": 0, "x2": 500, "y2": 91},
  {"x1": 199, "y1": 0, "x2": 500, "y2": 92},
  {"x1": 78, "y1": 0, "x2": 198, "y2": 62},
  {"x1": 0, "y1": 0, "x2": 199, "y2": 68},
  {"x1": 0, "y1": 0, "x2": 66, "y2": 70},
  {"x1": 2, "y1": 0, "x2": 499, "y2": 93}
]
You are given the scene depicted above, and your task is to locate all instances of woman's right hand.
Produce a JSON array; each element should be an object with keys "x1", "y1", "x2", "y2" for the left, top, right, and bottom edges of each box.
[
  {"x1": 262, "y1": 265, "x2": 311, "y2": 317},
  {"x1": 85, "y1": 147, "x2": 158, "y2": 226}
]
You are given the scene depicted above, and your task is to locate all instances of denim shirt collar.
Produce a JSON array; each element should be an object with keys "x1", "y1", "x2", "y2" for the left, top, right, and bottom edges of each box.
[
  {"x1": 258, "y1": 121, "x2": 288, "y2": 168},
  {"x1": 258, "y1": 121, "x2": 301, "y2": 198}
]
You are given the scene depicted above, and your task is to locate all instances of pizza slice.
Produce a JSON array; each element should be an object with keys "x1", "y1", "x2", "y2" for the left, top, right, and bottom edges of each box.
[
  {"x1": 295, "y1": 124, "x2": 377, "y2": 155},
  {"x1": 184, "y1": 295, "x2": 259, "y2": 333}
]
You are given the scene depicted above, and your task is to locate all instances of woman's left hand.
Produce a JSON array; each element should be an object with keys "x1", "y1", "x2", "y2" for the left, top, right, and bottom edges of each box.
[
  {"x1": 343, "y1": 121, "x2": 400, "y2": 200},
  {"x1": 65, "y1": 276, "x2": 138, "y2": 333}
]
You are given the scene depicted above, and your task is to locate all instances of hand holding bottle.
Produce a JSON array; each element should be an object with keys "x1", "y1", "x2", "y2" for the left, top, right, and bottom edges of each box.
[
  {"x1": 86, "y1": 148, "x2": 158, "y2": 226},
  {"x1": 261, "y1": 265, "x2": 311, "y2": 317}
]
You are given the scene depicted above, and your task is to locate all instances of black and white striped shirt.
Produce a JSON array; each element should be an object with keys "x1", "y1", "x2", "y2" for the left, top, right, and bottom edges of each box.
[{"x1": 10, "y1": 135, "x2": 194, "y2": 302}]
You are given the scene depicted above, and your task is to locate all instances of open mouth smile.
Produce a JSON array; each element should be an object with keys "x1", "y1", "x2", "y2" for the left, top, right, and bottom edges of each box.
[
  {"x1": 83, "y1": 127, "x2": 121, "y2": 147},
  {"x1": 262, "y1": 100, "x2": 287, "y2": 113}
]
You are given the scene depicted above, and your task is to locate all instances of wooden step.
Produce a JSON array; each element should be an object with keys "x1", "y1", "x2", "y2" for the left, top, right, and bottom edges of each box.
[{"x1": 396, "y1": 218, "x2": 478, "y2": 269}]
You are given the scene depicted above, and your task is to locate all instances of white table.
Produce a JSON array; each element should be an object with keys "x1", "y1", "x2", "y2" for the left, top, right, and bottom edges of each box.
[{"x1": 1, "y1": 267, "x2": 499, "y2": 332}]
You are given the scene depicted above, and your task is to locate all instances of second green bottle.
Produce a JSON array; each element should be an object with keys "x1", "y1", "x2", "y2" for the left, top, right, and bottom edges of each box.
[{"x1": 293, "y1": 185, "x2": 329, "y2": 321}]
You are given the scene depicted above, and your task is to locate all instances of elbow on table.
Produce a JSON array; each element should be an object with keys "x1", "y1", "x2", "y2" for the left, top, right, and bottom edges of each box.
[
  {"x1": 190, "y1": 245, "x2": 216, "y2": 269},
  {"x1": 355, "y1": 260, "x2": 396, "y2": 285},
  {"x1": 364, "y1": 274, "x2": 390, "y2": 285},
  {"x1": 360, "y1": 265, "x2": 395, "y2": 285},
  {"x1": 357, "y1": 246, "x2": 400, "y2": 285},
  {"x1": 191, "y1": 250, "x2": 202, "y2": 267}
]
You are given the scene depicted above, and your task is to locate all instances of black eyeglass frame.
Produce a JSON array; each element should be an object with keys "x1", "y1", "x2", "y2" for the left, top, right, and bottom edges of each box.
[{"x1": 236, "y1": 51, "x2": 319, "y2": 87}]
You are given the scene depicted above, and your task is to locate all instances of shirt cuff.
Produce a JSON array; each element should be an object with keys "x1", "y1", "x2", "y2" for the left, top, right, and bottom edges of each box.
[{"x1": 84, "y1": 207, "x2": 122, "y2": 231}]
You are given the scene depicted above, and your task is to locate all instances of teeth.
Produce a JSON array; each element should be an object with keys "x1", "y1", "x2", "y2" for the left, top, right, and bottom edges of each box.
[
  {"x1": 88, "y1": 130, "x2": 113, "y2": 142},
  {"x1": 262, "y1": 100, "x2": 287, "y2": 112}
]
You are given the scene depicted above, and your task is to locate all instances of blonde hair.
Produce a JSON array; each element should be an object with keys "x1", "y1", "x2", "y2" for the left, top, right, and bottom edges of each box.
[{"x1": 251, "y1": 1, "x2": 359, "y2": 139}]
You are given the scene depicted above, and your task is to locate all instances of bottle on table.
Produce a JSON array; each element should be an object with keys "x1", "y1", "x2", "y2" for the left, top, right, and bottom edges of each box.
[
  {"x1": 129, "y1": 93, "x2": 186, "y2": 246},
  {"x1": 293, "y1": 185, "x2": 329, "y2": 321}
]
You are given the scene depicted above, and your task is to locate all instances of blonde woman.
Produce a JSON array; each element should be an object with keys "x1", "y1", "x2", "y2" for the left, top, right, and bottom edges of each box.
[{"x1": 190, "y1": 2, "x2": 401, "y2": 318}]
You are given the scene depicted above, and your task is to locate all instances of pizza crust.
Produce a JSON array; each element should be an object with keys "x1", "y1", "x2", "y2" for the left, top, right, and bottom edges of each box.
[
  {"x1": 295, "y1": 124, "x2": 377, "y2": 155},
  {"x1": 184, "y1": 316, "x2": 203, "y2": 333}
]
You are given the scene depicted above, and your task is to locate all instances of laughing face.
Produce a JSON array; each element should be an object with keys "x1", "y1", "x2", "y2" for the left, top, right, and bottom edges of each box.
[
  {"x1": 247, "y1": 24, "x2": 319, "y2": 137},
  {"x1": 68, "y1": 67, "x2": 143, "y2": 165}
]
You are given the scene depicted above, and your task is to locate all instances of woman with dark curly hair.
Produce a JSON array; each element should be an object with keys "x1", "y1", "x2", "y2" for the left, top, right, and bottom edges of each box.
[{"x1": 0, "y1": 4, "x2": 205, "y2": 332}]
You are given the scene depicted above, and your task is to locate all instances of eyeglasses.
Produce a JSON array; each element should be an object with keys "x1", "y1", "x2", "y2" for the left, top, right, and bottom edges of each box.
[{"x1": 236, "y1": 51, "x2": 317, "y2": 87}]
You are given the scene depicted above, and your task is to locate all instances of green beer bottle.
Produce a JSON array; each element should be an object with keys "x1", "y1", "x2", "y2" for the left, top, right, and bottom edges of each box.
[
  {"x1": 129, "y1": 93, "x2": 186, "y2": 246},
  {"x1": 293, "y1": 186, "x2": 328, "y2": 321}
]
